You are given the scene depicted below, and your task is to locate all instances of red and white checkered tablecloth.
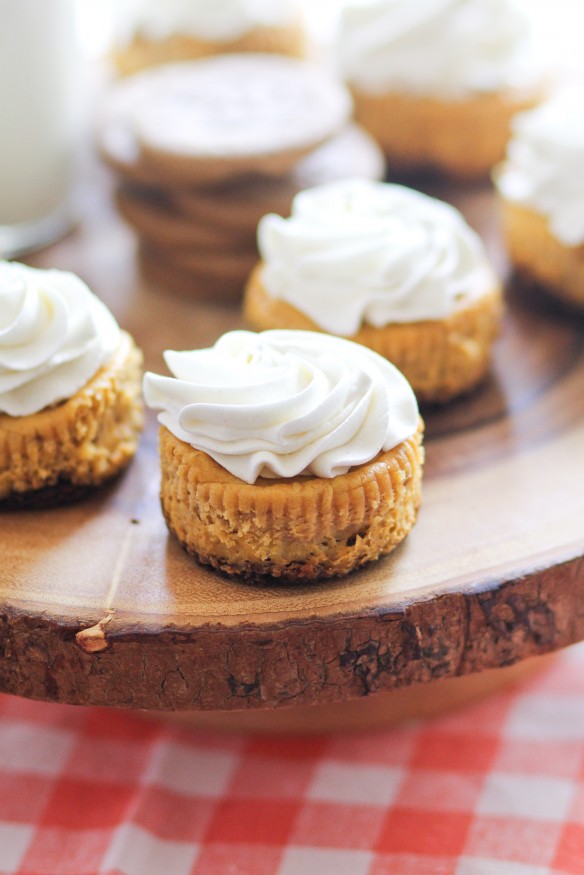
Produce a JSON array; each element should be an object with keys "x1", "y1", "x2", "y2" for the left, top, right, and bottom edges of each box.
[{"x1": 1, "y1": 643, "x2": 584, "y2": 875}]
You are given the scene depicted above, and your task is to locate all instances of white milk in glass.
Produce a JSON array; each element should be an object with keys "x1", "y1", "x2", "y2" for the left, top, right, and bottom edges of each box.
[{"x1": 0, "y1": 0, "x2": 79, "y2": 256}]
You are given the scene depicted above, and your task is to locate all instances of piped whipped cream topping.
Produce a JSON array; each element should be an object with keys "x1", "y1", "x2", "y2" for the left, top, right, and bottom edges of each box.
[
  {"x1": 121, "y1": 0, "x2": 298, "y2": 43},
  {"x1": 143, "y1": 329, "x2": 419, "y2": 484},
  {"x1": 495, "y1": 93, "x2": 584, "y2": 246},
  {"x1": 258, "y1": 179, "x2": 496, "y2": 335},
  {"x1": 0, "y1": 261, "x2": 120, "y2": 417},
  {"x1": 337, "y1": 0, "x2": 536, "y2": 98}
]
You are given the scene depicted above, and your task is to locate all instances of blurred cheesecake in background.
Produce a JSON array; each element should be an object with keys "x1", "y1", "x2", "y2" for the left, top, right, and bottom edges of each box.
[
  {"x1": 336, "y1": 0, "x2": 544, "y2": 179},
  {"x1": 495, "y1": 91, "x2": 584, "y2": 310},
  {"x1": 113, "y1": 0, "x2": 307, "y2": 75}
]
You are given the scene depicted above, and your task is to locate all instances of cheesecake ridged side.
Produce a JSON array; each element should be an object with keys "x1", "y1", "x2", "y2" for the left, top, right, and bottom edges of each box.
[
  {"x1": 0, "y1": 332, "x2": 143, "y2": 504},
  {"x1": 159, "y1": 421, "x2": 424, "y2": 583}
]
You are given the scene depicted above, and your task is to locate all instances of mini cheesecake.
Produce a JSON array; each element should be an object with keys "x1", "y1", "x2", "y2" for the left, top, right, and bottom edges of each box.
[
  {"x1": 244, "y1": 179, "x2": 503, "y2": 403},
  {"x1": 336, "y1": 0, "x2": 543, "y2": 179},
  {"x1": 144, "y1": 329, "x2": 423, "y2": 582},
  {"x1": 0, "y1": 262, "x2": 143, "y2": 506},
  {"x1": 495, "y1": 94, "x2": 584, "y2": 309}
]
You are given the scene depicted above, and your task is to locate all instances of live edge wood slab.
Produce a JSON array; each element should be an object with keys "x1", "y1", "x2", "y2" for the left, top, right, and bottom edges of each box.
[{"x1": 1, "y1": 174, "x2": 584, "y2": 718}]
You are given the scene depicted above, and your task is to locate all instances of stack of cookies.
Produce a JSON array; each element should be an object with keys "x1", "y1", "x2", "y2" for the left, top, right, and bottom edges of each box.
[{"x1": 98, "y1": 53, "x2": 385, "y2": 302}]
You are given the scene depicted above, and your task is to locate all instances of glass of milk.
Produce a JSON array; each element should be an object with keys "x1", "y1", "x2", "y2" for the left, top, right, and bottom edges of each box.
[{"x1": 0, "y1": 0, "x2": 80, "y2": 257}]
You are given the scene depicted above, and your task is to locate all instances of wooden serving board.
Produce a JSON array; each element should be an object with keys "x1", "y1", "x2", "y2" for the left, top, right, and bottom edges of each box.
[{"x1": 1, "y1": 174, "x2": 583, "y2": 715}]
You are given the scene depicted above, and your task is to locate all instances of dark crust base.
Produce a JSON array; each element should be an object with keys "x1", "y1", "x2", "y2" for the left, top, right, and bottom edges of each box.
[
  {"x1": 0, "y1": 472, "x2": 122, "y2": 512},
  {"x1": 168, "y1": 525, "x2": 383, "y2": 587},
  {"x1": 192, "y1": 546, "x2": 369, "y2": 586},
  {"x1": 511, "y1": 267, "x2": 584, "y2": 315}
]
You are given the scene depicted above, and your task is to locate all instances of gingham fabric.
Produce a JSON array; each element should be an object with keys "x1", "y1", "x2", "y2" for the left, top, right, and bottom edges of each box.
[{"x1": 1, "y1": 643, "x2": 584, "y2": 875}]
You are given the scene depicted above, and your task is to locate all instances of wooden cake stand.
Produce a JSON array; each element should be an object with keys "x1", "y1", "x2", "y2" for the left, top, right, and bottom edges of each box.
[{"x1": 2, "y1": 176, "x2": 583, "y2": 733}]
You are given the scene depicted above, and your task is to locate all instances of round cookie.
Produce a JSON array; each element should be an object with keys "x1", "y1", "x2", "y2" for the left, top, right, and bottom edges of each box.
[
  {"x1": 145, "y1": 241, "x2": 257, "y2": 281},
  {"x1": 139, "y1": 246, "x2": 247, "y2": 305},
  {"x1": 116, "y1": 185, "x2": 254, "y2": 250},
  {"x1": 172, "y1": 174, "x2": 294, "y2": 237},
  {"x1": 101, "y1": 55, "x2": 351, "y2": 187},
  {"x1": 172, "y1": 124, "x2": 385, "y2": 235}
]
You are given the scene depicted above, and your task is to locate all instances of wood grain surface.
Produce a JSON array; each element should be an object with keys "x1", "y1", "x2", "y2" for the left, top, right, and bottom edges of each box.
[{"x1": 1, "y1": 169, "x2": 583, "y2": 713}]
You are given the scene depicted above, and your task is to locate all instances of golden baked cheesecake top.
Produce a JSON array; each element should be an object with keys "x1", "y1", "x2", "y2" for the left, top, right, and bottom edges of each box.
[
  {"x1": 255, "y1": 178, "x2": 499, "y2": 335},
  {"x1": 143, "y1": 329, "x2": 419, "y2": 484},
  {"x1": 0, "y1": 260, "x2": 121, "y2": 417},
  {"x1": 336, "y1": 0, "x2": 539, "y2": 99},
  {"x1": 494, "y1": 92, "x2": 584, "y2": 247}
]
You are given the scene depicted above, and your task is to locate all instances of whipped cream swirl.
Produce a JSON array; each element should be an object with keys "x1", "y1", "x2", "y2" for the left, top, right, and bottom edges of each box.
[
  {"x1": 121, "y1": 0, "x2": 298, "y2": 43},
  {"x1": 258, "y1": 179, "x2": 496, "y2": 335},
  {"x1": 0, "y1": 261, "x2": 120, "y2": 417},
  {"x1": 143, "y1": 329, "x2": 419, "y2": 484},
  {"x1": 337, "y1": 0, "x2": 536, "y2": 98},
  {"x1": 495, "y1": 93, "x2": 584, "y2": 246}
]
